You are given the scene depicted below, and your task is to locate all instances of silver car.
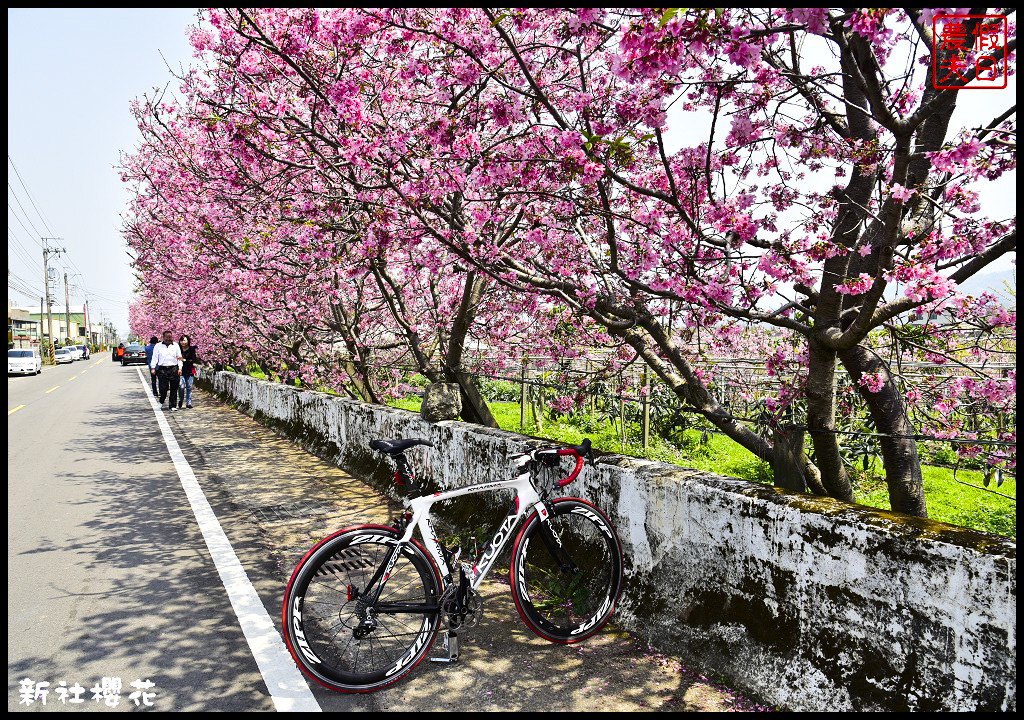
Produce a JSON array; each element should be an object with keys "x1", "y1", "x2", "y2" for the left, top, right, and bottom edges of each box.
[
  {"x1": 54, "y1": 347, "x2": 74, "y2": 364},
  {"x1": 8, "y1": 349, "x2": 42, "y2": 375}
]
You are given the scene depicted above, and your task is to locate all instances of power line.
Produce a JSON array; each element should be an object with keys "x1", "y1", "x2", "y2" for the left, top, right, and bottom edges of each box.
[
  {"x1": 7, "y1": 184, "x2": 47, "y2": 240},
  {"x1": 8, "y1": 155, "x2": 57, "y2": 238},
  {"x1": 8, "y1": 268, "x2": 43, "y2": 290},
  {"x1": 7, "y1": 201, "x2": 42, "y2": 242},
  {"x1": 8, "y1": 278, "x2": 42, "y2": 297},
  {"x1": 8, "y1": 239, "x2": 41, "y2": 275}
]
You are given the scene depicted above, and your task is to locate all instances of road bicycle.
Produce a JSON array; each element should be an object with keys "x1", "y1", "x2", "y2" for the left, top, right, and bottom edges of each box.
[{"x1": 283, "y1": 436, "x2": 625, "y2": 692}]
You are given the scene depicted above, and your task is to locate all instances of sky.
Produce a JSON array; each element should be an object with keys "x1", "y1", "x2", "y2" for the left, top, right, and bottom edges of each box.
[
  {"x1": 661, "y1": 21, "x2": 1017, "y2": 302},
  {"x1": 7, "y1": 9, "x2": 1017, "y2": 341},
  {"x1": 8, "y1": 8, "x2": 199, "y2": 338}
]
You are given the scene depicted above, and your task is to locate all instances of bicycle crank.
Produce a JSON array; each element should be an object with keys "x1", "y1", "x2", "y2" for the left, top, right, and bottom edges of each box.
[{"x1": 440, "y1": 585, "x2": 482, "y2": 631}]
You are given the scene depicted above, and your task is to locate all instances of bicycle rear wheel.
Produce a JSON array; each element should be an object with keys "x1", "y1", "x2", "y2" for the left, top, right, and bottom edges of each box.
[
  {"x1": 283, "y1": 525, "x2": 442, "y2": 692},
  {"x1": 510, "y1": 498, "x2": 624, "y2": 643}
]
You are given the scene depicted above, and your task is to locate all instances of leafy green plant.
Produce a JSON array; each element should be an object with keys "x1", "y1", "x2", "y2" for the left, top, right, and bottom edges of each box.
[{"x1": 476, "y1": 376, "x2": 519, "y2": 402}]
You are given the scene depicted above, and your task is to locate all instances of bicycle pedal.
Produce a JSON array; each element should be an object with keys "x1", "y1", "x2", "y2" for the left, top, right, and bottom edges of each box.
[{"x1": 428, "y1": 631, "x2": 461, "y2": 663}]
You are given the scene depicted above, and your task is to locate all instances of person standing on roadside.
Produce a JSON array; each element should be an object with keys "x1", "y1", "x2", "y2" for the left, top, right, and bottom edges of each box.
[
  {"x1": 116, "y1": 343, "x2": 125, "y2": 362},
  {"x1": 176, "y1": 335, "x2": 200, "y2": 409},
  {"x1": 145, "y1": 336, "x2": 159, "y2": 397},
  {"x1": 150, "y1": 330, "x2": 182, "y2": 411}
]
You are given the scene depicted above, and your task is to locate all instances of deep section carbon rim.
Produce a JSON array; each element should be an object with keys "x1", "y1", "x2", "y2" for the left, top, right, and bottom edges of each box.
[
  {"x1": 511, "y1": 499, "x2": 624, "y2": 642},
  {"x1": 285, "y1": 528, "x2": 441, "y2": 691}
]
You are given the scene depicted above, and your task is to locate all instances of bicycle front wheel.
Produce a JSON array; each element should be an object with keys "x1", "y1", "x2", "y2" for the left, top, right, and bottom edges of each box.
[
  {"x1": 283, "y1": 525, "x2": 442, "y2": 692},
  {"x1": 510, "y1": 498, "x2": 624, "y2": 643}
]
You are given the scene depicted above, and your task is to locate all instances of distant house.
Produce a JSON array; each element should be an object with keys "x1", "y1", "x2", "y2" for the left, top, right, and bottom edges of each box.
[
  {"x1": 7, "y1": 303, "x2": 40, "y2": 349},
  {"x1": 8, "y1": 304, "x2": 100, "y2": 346}
]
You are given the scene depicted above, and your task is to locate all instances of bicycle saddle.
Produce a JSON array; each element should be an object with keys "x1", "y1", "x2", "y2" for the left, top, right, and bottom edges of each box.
[{"x1": 369, "y1": 437, "x2": 434, "y2": 455}]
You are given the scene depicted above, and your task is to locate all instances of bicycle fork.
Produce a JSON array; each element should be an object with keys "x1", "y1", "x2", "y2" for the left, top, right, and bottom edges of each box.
[{"x1": 536, "y1": 509, "x2": 580, "y2": 575}]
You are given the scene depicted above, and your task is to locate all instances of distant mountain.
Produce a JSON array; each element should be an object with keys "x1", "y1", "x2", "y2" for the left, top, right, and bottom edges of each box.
[{"x1": 957, "y1": 268, "x2": 1016, "y2": 302}]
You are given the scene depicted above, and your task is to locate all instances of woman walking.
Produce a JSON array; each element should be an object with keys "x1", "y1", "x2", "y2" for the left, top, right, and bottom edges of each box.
[{"x1": 177, "y1": 335, "x2": 200, "y2": 409}]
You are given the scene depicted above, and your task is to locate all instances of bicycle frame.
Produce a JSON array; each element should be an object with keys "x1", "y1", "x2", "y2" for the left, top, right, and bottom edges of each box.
[
  {"x1": 283, "y1": 438, "x2": 619, "y2": 691},
  {"x1": 398, "y1": 454, "x2": 543, "y2": 592}
]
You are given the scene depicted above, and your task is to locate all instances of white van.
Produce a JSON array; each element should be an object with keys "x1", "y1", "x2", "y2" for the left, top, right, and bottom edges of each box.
[{"x1": 8, "y1": 348, "x2": 42, "y2": 375}]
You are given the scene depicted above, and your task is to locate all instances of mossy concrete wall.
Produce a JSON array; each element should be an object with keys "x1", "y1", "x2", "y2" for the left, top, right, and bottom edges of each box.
[{"x1": 198, "y1": 369, "x2": 1016, "y2": 712}]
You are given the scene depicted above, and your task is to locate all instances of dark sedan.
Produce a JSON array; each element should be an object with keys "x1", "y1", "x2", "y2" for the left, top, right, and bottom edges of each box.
[{"x1": 121, "y1": 344, "x2": 148, "y2": 366}]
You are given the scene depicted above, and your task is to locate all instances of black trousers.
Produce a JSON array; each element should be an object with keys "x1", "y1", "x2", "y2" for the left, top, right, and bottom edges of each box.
[
  {"x1": 151, "y1": 370, "x2": 159, "y2": 396},
  {"x1": 156, "y1": 366, "x2": 179, "y2": 406}
]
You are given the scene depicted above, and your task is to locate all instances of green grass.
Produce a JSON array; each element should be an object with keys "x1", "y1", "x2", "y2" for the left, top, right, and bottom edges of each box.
[
  {"x1": 854, "y1": 463, "x2": 1016, "y2": 538},
  {"x1": 390, "y1": 396, "x2": 1015, "y2": 538}
]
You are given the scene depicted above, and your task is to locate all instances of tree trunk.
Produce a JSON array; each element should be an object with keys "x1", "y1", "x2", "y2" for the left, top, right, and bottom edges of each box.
[
  {"x1": 806, "y1": 339, "x2": 855, "y2": 502},
  {"x1": 443, "y1": 270, "x2": 498, "y2": 428},
  {"x1": 839, "y1": 345, "x2": 927, "y2": 517},
  {"x1": 623, "y1": 315, "x2": 831, "y2": 492},
  {"x1": 772, "y1": 424, "x2": 807, "y2": 493}
]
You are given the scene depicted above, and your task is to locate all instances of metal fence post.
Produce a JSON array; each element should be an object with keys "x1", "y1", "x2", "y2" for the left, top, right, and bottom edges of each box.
[
  {"x1": 642, "y1": 365, "x2": 650, "y2": 451},
  {"x1": 618, "y1": 372, "x2": 625, "y2": 451},
  {"x1": 520, "y1": 357, "x2": 527, "y2": 431}
]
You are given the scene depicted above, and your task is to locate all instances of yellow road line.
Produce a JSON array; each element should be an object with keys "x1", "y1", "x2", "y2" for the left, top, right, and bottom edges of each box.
[
  {"x1": 45, "y1": 385, "x2": 61, "y2": 394},
  {"x1": 8, "y1": 404, "x2": 26, "y2": 415},
  {"x1": 69, "y1": 375, "x2": 78, "y2": 381}
]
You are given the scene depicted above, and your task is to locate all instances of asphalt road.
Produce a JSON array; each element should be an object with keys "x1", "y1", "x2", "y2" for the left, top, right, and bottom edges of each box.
[
  {"x1": 8, "y1": 357, "x2": 761, "y2": 712},
  {"x1": 8, "y1": 356, "x2": 274, "y2": 712}
]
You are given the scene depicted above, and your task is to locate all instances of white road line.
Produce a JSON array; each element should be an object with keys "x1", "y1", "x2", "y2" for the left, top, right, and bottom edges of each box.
[{"x1": 136, "y1": 369, "x2": 321, "y2": 712}]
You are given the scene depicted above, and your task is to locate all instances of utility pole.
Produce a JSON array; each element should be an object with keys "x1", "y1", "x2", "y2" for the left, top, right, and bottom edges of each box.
[
  {"x1": 41, "y1": 238, "x2": 65, "y2": 363},
  {"x1": 64, "y1": 272, "x2": 71, "y2": 347},
  {"x1": 70, "y1": 273, "x2": 91, "y2": 347}
]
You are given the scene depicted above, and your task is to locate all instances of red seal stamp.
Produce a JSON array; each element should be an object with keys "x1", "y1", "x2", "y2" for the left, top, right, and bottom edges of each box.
[{"x1": 932, "y1": 14, "x2": 1009, "y2": 89}]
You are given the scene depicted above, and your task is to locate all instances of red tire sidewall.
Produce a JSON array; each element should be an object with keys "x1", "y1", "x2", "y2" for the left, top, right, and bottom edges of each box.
[
  {"x1": 282, "y1": 524, "x2": 443, "y2": 693},
  {"x1": 509, "y1": 497, "x2": 624, "y2": 644}
]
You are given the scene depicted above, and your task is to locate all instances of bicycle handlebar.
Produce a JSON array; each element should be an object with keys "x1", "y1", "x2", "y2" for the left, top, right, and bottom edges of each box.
[{"x1": 535, "y1": 438, "x2": 593, "y2": 487}]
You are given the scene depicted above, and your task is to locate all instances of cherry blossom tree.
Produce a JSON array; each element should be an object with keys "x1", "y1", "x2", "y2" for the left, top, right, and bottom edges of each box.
[{"x1": 123, "y1": 7, "x2": 1016, "y2": 517}]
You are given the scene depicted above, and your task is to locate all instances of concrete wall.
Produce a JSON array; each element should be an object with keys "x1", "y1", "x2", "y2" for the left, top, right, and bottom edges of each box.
[{"x1": 198, "y1": 369, "x2": 1016, "y2": 712}]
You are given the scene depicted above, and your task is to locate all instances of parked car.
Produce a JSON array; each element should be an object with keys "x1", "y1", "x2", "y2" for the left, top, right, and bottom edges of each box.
[
  {"x1": 8, "y1": 349, "x2": 42, "y2": 375},
  {"x1": 54, "y1": 347, "x2": 74, "y2": 364},
  {"x1": 68, "y1": 345, "x2": 84, "y2": 361},
  {"x1": 121, "y1": 343, "x2": 148, "y2": 366},
  {"x1": 75, "y1": 344, "x2": 91, "y2": 359}
]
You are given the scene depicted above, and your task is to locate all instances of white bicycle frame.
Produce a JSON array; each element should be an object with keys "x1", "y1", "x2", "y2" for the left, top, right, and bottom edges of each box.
[{"x1": 397, "y1": 454, "x2": 551, "y2": 591}]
